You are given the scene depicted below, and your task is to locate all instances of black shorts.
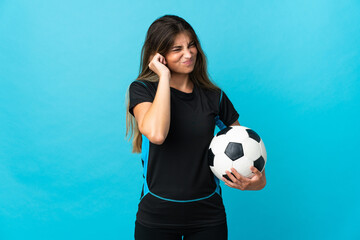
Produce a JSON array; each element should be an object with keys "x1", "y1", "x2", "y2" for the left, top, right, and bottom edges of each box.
[{"x1": 134, "y1": 220, "x2": 228, "y2": 240}]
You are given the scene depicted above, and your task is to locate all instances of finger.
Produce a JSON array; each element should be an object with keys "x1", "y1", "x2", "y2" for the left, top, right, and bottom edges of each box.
[
  {"x1": 225, "y1": 170, "x2": 238, "y2": 183},
  {"x1": 148, "y1": 54, "x2": 154, "y2": 63},
  {"x1": 224, "y1": 181, "x2": 233, "y2": 188},
  {"x1": 161, "y1": 57, "x2": 166, "y2": 65},
  {"x1": 156, "y1": 54, "x2": 162, "y2": 62},
  {"x1": 222, "y1": 176, "x2": 235, "y2": 188},
  {"x1": 230, "y1": 168, "x2": 248, "y2": 181},
  {"x1": 250, "y1": 166, "x2": 262, "y2": 177},
  {"x1": 223, "y1": 177, "x2": 243, "y2": 190},
  {"x1": 157, "y1": 53, "x2": 164, "y2": 60}
]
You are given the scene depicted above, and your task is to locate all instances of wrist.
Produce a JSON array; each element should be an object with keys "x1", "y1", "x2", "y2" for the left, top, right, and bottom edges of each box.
[{"x1": 160, "y1": 71, "x2": 171, "y2": 79}]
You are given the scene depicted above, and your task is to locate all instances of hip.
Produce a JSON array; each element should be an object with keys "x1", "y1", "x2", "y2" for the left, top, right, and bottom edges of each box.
[{"x1": 136, "y1": 192, "x2": 226, "y2": 229}]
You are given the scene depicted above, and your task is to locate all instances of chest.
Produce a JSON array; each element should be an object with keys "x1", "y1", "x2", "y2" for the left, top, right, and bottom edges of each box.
[{"x1": 168, "y1": 93, "x2": 218, "y2": 142}]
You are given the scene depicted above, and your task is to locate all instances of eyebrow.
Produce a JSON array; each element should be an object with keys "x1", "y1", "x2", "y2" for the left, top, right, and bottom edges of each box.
[{"x1": 172, "y1": 41, "x2": 195, "y2": 48}]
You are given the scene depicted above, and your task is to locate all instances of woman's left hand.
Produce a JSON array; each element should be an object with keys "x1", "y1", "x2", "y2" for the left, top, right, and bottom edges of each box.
[{"x1": 222, "y1": 167, "x2": 266, "y2": 191}]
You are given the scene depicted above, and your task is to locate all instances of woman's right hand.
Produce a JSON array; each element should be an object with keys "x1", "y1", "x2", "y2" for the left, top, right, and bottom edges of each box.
[{"x1": 148, "y1": 53, "x2": 171, "y2": 78}]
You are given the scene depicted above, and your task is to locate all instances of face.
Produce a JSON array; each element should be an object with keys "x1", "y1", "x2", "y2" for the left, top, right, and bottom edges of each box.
[{"x1": 165, "y1": 32, "x2": 197, "y2": 75}]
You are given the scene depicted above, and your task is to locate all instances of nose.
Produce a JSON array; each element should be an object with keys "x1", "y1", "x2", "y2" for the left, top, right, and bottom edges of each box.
[{"x1": 183, "y1": 48, "x2": 192, "y2": 59}]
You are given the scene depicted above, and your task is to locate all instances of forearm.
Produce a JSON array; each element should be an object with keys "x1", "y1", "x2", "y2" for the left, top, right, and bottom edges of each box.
[{"x1": 141, "y1": 75, "x2": 171, "y2": 143}]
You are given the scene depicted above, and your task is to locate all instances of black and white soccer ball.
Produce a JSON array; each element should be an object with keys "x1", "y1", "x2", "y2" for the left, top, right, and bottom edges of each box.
[{"x1": 208, "y1": 125, "x2": 267, "y2": 180}]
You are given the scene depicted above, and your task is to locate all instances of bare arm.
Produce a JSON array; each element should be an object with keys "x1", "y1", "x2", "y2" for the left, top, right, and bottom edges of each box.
[
  {"x1": 133, "y1": 75, "x2": 171, "y2": 144},
  {"x1": 133, "y1": 53, "x2": 171, "y2": 145}
]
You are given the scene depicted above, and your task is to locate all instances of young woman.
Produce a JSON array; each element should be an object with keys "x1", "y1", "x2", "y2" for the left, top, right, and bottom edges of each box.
[{"x1": 126, "y1": 14, "x2": 266, "y2": 240}]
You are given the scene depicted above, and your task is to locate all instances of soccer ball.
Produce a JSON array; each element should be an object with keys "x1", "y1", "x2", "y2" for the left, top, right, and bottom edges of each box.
[{"x1": 208, "y1": 125, "x2": 267, "y2": 181}]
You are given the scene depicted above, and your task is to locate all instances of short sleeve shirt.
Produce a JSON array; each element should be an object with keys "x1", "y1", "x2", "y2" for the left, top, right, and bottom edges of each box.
[{"x1": 128, "y1": 79, "x2": 239, "y2": 229}]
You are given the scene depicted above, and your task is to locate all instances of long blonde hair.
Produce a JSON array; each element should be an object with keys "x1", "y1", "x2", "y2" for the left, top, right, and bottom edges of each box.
[{"x1": 126, "y1": 14, "x2": 220, "y2": 153}]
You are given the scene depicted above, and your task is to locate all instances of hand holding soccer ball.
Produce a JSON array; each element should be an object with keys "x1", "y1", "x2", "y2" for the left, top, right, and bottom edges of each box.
[
  {"x1": 222, "y1": 165, "x2": 266, "y2": 191},
  {"x1": 208, "y1": 126, "x2": 267, "y2": 190}
]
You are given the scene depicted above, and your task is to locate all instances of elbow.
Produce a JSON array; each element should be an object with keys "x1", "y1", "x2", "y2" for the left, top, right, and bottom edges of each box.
[
  {"x1": 148, "y1": 133, "x2": 166, "y2": 145},
  {"x1": 138, "y1": 123, "x2": 168, "y2": 145}
]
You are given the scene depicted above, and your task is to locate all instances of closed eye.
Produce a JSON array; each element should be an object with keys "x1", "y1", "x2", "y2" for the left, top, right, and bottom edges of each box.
[{"x1": 172, "y1": 42, "x2": 196, "y2": 51}]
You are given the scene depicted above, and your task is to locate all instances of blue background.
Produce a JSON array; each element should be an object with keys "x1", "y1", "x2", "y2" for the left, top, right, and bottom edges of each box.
[{"x1": 1, "y1": 0, "x2": 359, "y2": 239}]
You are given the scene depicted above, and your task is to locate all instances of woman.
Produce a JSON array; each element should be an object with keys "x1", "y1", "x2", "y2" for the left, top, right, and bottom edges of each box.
[{"x1": 126, "y1": 14, "x2": 266, "y2": 240}]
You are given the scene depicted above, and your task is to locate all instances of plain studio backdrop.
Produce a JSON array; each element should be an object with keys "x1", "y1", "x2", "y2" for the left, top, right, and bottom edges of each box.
[{"x1": 1, "y1": 0, "x2": 359, "y2": 239}]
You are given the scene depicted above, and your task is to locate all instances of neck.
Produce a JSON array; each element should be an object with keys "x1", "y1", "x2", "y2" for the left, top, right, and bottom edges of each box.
[{"x1": 170, "y1": 73, "x2": 193, "y2": 91}]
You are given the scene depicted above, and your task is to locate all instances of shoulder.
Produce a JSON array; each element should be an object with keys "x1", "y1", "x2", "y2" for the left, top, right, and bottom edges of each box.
[
  {"x1": 129, "y1": 79, "x2": 158, "y2": 93},
  {"x1": 197, "y1": 85, "x2": 223, "y2": 101},
  {"x1": 129, "y1": 79, "x2": 155, "y2": 88}
]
